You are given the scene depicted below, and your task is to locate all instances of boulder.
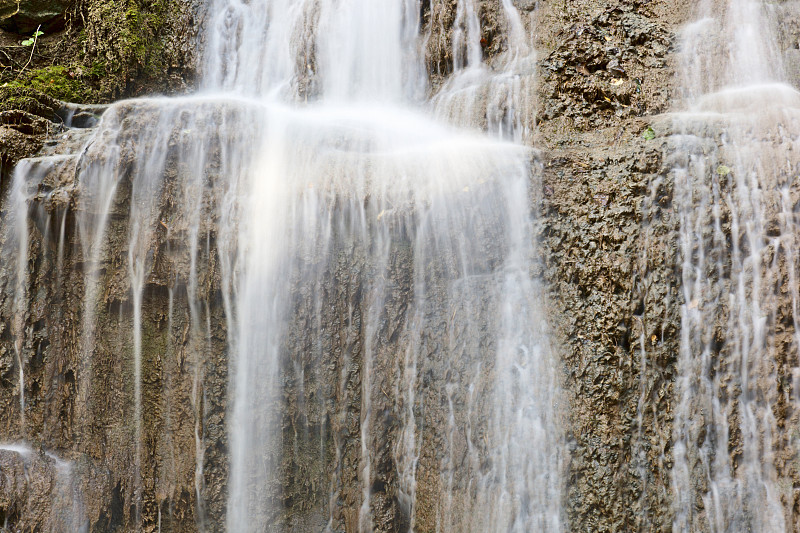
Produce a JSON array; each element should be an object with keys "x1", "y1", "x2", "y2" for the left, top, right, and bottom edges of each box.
[{"x1": 0, "y1": 0, "x2": 73, "y2": 33}]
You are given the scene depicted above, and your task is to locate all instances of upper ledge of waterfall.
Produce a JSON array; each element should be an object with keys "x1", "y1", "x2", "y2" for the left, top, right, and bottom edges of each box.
[{"x1": 689, "y1": 83, "x2": 800, "y2": 114}]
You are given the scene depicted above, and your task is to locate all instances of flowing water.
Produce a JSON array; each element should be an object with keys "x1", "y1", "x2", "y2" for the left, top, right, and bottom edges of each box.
[
  {"x1": 15, "y1": 0, "x2": 800, "y2": 530},
  {"x1": 670, "y1": 0, "x2": 800, "y2": 530},
  {"x1": 431, "y1": 0, "x2": 536, "y2": 141},
  {"x1": 0, "y1": 442, "x2": 88, "y2": 532},
  {"x1": 202, "y1": 0, "x2": 563, "y2": 530},
  {"x1": 2, "y1": 0, "x2": 564, "y2": 531}
]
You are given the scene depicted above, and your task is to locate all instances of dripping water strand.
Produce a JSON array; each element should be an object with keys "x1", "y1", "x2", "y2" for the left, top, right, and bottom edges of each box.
[{"x1": 670, "y1": 0, "x2": 799, "y2": 530}]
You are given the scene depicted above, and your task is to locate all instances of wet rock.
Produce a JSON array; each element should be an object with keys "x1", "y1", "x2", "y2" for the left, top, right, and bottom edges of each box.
[
  {"x1": 0, "y1": 86, "x2": 64, "y2": 183},
  {"x1": 534, "y1": 0, "x2": 692, "y2": 530},
  {"x1": 0, "y1": 120, "x2": 44, "y2": 167},
  {"x1": 538, "y1": 2, "x2": 675, "y2": 130},
  {"x1": 784, "y1": 48, "x2": 800, "y2": 89},
  {"x1": 0, "y1": 0, "x2": 72, "y2": 33},
  {"x1": 606, "y1": 58, "x2": 625, "y2": 77},
  {"x1": 512, "y1": 0, "x2": 536, "y2": 11},
  {"x1": 56, "y1": 102, "x2": 109, "y2": 128},
  {"x1": 0, "y1": 86, "x2": 59, "y2": 119}
]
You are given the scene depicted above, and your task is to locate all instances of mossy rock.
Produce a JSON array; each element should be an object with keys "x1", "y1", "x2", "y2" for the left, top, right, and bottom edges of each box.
[
  {"x1": 9, "y1": 65, "x2": 95, "y2": 103},
  {"x1": 0, "y1": 87, "x2": 58, "y2": 172},
  {"x1": 0, "y1": 85, "x2": 59, "y2": 119}
]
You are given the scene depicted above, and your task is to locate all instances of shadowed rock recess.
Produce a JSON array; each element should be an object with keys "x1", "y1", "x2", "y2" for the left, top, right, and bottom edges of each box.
[{"x1": 2, "y1": 0, "x2": 800, "y2": 532}]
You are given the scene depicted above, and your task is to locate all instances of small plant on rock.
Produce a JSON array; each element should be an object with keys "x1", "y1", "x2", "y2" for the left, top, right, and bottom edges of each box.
[
  {"x1": 21, "y1": 29, "x2": 44, "y2": 47},
  {"x1": 16, "y1": 25, "x2": 43, "y2": 78}
]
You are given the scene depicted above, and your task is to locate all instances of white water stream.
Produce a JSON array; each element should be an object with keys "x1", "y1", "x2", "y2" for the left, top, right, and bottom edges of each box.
[
  {"x1": 0, "y1": 442, "x2": 88, "y2": 532},
  {"x1": 670, "y1": 0, "x2": 800, "y2": 530},
  {"x1": 202, "y1": 0, "x2": 563, "y2": 530}
]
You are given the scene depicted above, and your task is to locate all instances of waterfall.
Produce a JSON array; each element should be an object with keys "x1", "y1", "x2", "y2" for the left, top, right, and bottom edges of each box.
[
  {"x1": 670, "y1": 0, "x2": 800, "y2": 530},
  {"x1": 200, "y1": 0, "x2": 564, "y2": 529},
  {"x1": 1, "y1": 0, "x2": 564, "y2": 531},
  {"x1": 0, "y1": 443, "x2": 89, "y2": 532}
]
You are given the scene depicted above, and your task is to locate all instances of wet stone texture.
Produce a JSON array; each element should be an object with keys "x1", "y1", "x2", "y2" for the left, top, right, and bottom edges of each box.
[
  {"x1": 533, "y1": 0, "x2": 691, "y2": 531},
  {"x1": 0, "y1": 107, "x2": 230, "y2": 531}
]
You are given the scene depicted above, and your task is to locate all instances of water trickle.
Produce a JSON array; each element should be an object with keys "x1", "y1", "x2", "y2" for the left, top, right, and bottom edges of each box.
[
  {"x1": 670, "y1": 1, "x2": 800, "y2": 530},
  {"x1": 5, "y1": 155, "x2": 76, "y2": 430},
  {"x1": 0, "y1": 442, "x2": 35, "y2": 457},
  {"x1": 432, "y1": 0, "x2": 536, "y2": 141},
  {"x1": 8, "y1": 163, "x2": 32, "y2": 426},
  {"x1": 0, "y1": 442, "x2": 89, "y2": 531}
]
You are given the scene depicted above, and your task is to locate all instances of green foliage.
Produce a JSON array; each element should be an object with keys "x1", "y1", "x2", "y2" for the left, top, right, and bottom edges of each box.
[
  {"x1": 642, "y1": 127, "x2": 656, "y2": 141},
  {"x1": 716, "y1": 165, "x2": 731, "y2": 176},
  {"x1": 21, "y1": 30, "x2": 43, "y2": 47}
]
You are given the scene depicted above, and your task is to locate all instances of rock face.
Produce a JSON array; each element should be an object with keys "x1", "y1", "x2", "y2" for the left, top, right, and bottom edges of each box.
[
  {"x1": 1, "y1": 0, "x2": 800, "y2": 532},
  {"x1": 0, "y1": 0, "x2": 202, "y2": 103},
  {"x1": 535, "y1": 1, "x2": 690, "y2": 530}
]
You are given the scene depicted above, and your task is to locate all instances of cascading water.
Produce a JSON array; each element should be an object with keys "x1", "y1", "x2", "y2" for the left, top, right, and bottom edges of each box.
[
  {"x1": 202, "y1": 0, "x2": 564, "y2": 530},
  {"x1": 0, "y1": 0, "x2": 565, "y2": 532},
  {"x1": 0, "y1": 443, "x2": 88, "y2": 532},
  {"x1": 669, "y1": 0, "x2": 800, "y2": 530},
  {"x1": 431, "y1": 0, "x2": 536, "y2": 141}
]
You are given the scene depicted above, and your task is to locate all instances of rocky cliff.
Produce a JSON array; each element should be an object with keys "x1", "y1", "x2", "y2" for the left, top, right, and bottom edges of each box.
[{"x1": 1, "y1": 0, "x2": 800, "y2": 532}]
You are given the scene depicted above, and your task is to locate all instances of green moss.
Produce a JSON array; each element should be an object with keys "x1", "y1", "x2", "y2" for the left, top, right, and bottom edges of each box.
[
  {"x1": 10, "y1": 65, "x2": 95, "y2": 103},
  {"x1": 79, "y1": 0, "x2": 171, "y2": 99},
  {"x1": 0, "y1": 86, "x2": 59, "y2": 117},
  {"x1": 0, "y1": 0, "x2": 179, "y2": 104},
  {"x1": 89, "y1": 60, "x2": 106, "y2": 79}
]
